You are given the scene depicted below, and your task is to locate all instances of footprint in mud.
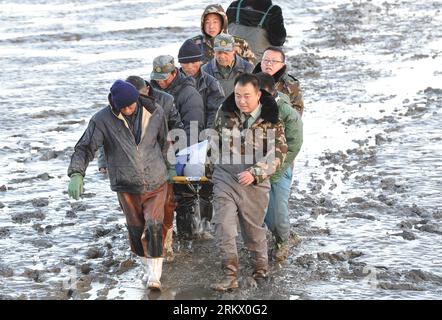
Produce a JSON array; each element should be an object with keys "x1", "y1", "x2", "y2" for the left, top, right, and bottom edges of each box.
[
  {"x1": 173, "y1": 286, "x2": 218, "y2": 300},
  {"x1": 141, "y1": 286, "x2": 216, "y2": 300},
  {"x1": 144, "y1": 288, "x2": 177, "y2": 300}
]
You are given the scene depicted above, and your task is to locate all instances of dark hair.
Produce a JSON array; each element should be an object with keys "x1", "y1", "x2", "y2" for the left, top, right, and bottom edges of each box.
[
  {"x1": 234, "y1": 73, "x2": 260, "y2": 91},
  {"x1": 125, "y1": 75, "x2": 147, "y2": 91},
  {"x1": 263, "y1": 46, "x2": 286, "y2": 63},
  {"x1": 255, "y1": 72, "x2": 275, "y2": 93}
]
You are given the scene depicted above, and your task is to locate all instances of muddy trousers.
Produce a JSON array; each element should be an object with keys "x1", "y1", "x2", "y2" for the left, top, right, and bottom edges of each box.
[
  {"x1": 212, "y1": 173, "x2": 270, "y2": 272},
  {"x1": 265, "y1": 166, "x2": 293, "y2": 244},
  {"x1": 117, "y1": 183, "x2": 169, "y2": 258},
  {"x1": 163, "y1": 183, "x2": 176, "y2": 256}
]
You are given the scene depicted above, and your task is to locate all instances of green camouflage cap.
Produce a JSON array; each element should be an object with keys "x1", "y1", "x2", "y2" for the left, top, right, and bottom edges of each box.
[
  {"x1": 150, "y1": 55, "x2": 176, "y2": 80},
  {"x1": 204, "y1": 4, "x2": 225, "y2": 16},
  {"x1": 214, "y1": 33, "x2": 234, "y2": 52},
  {"x1": 204, "y1": 4, "x2": 224, "y2": 15}
]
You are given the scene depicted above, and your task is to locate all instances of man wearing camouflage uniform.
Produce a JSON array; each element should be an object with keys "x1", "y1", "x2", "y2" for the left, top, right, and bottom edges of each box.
[
  {"x1": 202, "y1": 33, "x2": 254, "y2": 98},
  {"x1": 190, "y1": 4, "x2": 256, "y2": 65},
  {"x1": 253, "y1": 46, "x2": 304, "y2": 116},
  {"x1": 210, "y1": 73, "x2": 288, "y2": 291}
]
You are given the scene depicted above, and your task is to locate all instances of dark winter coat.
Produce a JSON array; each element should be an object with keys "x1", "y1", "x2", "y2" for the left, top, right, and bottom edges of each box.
[
  {"x1": 146, "y1": 80, "x2": 184, "y2": 131},
  {"x1": 68, "y1": 95, "x2": 170, "y2": 193},
  {"x1": 151, "y1": 69, "x2": 205, "y2": 142},
  {"x1": 253, "y1": 63, "x2": 304, "y2": 115},
  {"x1": 201, "y1": 55, "x2": 254, "y2": 97},
  {"x1": 226, "y1": 0, "x2": 287, "y2": 46},
  {"x1": 192, "y1": 69, "x2": 225, "y2": 129},
  {"x1": 97, "y1": 82, "x2": 184, "y2": 170}
]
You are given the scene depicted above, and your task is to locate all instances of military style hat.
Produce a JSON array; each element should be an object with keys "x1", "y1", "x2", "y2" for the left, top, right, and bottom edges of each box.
[
  {"x1": 150, "y1": 55, "x2": 176, "y2": 80},
  {"x1": 204, "y1": 4, "x2": 224, "y2": 15},
  {"x1": 214, "y1": 33, "x2": 234, "y2": 52}
]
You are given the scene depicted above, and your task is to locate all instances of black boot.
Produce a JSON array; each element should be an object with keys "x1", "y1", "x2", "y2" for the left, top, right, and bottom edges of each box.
[{"x1": 252, "y1": 255, "x2": 268, "y2": 286}]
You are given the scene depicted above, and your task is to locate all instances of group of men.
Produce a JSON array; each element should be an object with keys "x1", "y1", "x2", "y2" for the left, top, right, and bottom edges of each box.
[{"x1": 67, "y1": 1, "x2": 304, "y2": 292}]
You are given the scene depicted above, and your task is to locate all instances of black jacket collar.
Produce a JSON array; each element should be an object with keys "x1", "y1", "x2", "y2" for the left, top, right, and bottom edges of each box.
[
  {"x1": 221, "y1": 89, "x2": 279, "y2": 124},
  {"x1": 240, "y1": 0, "x2": 273, "y2": 11},
  {"x1": 253, "y1": 63, "x2": 287, "y2": 83},
  {"x1": 138, "y1": 95, "x2": 157, "y2": 114}
]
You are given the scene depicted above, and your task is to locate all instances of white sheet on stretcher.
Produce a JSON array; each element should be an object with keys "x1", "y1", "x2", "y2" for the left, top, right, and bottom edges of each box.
[{"x1": 176, "y1": 140, "x2": 208, "y2": 178}]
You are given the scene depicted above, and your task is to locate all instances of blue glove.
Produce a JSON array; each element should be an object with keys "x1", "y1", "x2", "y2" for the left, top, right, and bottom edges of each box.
[{"x1": 68, "y1": 173, "x2": 84, "y2": 200}]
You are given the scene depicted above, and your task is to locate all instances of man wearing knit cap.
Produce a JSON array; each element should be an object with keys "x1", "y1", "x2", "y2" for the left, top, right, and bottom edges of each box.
[
  {"x1": 178, "y1": 39, "x2": 225, "y2": 129},
  {"x1": 174, "y1": 40, "x2": 225, "y2": 239},
  {"x1": 202, "y1": 33, "x2": 254, "y2": 97},
  {"x1": 68, "y1": 79, "x2": 174, "y2": 290}
]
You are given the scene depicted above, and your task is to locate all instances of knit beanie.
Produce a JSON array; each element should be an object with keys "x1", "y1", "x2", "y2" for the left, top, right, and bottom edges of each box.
[
  {"x1": 110, "y1": 80, "x2": 139, "y2": 110},
  {"x1": 178, "y1": 39, "x2": 203, "y2": 63}
]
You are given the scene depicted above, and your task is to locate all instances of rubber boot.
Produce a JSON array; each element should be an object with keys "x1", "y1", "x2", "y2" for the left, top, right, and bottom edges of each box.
[
  {"x1": 164, "y1": 228, "x2": 174, "y2": 263},
  {"x1": 147, "y1": 257, "x2": 163, "y2": 290},
  {"x1": 273, "y1": 240, "x2": 289, "y2": 262},
  {"x1": 212, "y1": 259, "x2": 239, "y2": 292},
  {"x1": 140, "y1": 257, "x2": 152, "y2": 283},
  {"x1": 252, "y1": 257, "x2": 269, "y2": 286}
]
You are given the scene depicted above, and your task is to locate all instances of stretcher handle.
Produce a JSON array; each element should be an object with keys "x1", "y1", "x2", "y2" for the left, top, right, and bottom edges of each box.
[{"x1": 171, "y1": 176, "x2": 210, "y2": 184}]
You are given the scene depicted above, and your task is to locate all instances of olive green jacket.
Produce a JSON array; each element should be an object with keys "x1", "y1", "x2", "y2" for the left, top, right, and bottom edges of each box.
[{"x1": 270, "y1": 92, "x2": 303, "y2": 183}]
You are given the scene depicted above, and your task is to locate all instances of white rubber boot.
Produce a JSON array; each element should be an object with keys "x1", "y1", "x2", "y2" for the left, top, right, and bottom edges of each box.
[
  {"x1": 140, "y1": 257, "x2": 153, "y2": 283},
  {"x1": 147, "y1": 257, "x2": 164, "y2": 290},
  {"x1": 164, "y1": 228, "x2": 174, "y2": 263}
]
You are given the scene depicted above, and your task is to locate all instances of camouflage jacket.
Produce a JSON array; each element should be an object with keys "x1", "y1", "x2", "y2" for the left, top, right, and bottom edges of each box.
[
  {"x1": 190, "y1": 4, "x2": 256, "y2": 65},
  {"x1": 253, "y1": 63, "x2": 305, "y2": 116},
  {"x1": 191, "y1": 34, "x2": 256, "y2": 65},
  {"x1": 211, "y1": 90, "x2": 288, "y2": 184}
]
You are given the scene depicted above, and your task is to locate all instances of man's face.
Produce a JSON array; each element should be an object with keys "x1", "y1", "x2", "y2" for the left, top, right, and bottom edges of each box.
[
  {"x1": 215, "y1": 50, "x2": 235, "y2": 67},
  {"x1": 204, "y1": 13, "x2": 222, "y2": 38},
  {"x1": 155, "y1": 71, "x2": 175, "y2": 89},
  {"x1": 180, "y1": 61, "x2": 202, "y2": 77},
  {"x1": 261, "y1": 50, "x2": 285, "y2": 76},
  {"x1": 120, "y1": 102, "x2": 137, "y2": 116},
  {"x1": 234, "y1": 82, "x2": 261, "y2": 114}
]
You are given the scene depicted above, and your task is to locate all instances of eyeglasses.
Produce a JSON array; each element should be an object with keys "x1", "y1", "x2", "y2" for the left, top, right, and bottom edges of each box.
[{"x1": 262, "y1": 59, "x2": 284, "y2": 65}]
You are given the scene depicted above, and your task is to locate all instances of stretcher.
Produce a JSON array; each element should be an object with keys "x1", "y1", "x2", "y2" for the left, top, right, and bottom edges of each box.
[
  {"x1": 171, "y1": 176, "x2": 213, "y2": 239},
  {"x1": 172, "y1": 176, "x2": 210, "y2": 184}
]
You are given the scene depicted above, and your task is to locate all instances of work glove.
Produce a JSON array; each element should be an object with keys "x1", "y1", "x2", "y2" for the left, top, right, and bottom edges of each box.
[
  {"x1": 167, "y1": 168, "x2": 177, "y2": 183},
  {"x1": 68, "y1": 173, "x2": 84, "y2": 200}
]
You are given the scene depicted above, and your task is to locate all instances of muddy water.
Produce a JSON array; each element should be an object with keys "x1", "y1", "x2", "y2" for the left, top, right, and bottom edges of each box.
[{"x1": 0, "y1": 0, "x2": 441, "y2": 300}]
